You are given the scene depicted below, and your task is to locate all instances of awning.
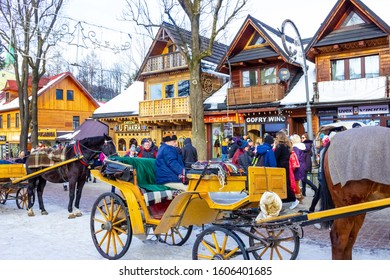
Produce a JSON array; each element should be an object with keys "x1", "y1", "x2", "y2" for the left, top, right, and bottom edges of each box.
[{"x1": 73, "y1": 119, "x2": 109, "y2": 140}]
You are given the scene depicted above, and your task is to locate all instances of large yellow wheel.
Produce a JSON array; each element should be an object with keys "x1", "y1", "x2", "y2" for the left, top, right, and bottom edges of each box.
[
  {"x1": 192, "y1": 226, "x2": 249, "y2": 260},
  {"x1": 90, "y1": 192, "x2": 132, "y2": 260},
  {"x1": 248, "y1": 226, "x2": 300, "y2": 260}
]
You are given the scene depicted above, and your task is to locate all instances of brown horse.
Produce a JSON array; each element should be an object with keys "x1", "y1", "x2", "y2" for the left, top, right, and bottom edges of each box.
[
  {"x1": 26, "y1": 134, "x2": 117, "y2": 218},
  {"x1": 320, "y1": 126, "x2": 390, "y2": 259}
]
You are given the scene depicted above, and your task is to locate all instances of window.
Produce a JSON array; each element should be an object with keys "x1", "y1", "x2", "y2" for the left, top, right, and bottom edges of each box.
[
  {"x1": 261, "y1": 67, "x2": 277, "y2": 85},
  {"x1": 248, "y1": 33, "x2": 265, "y2": 46},
  {"x1": 242, "y1": 70, "x2": 258, "y2": 87},
  {"x1": 178, "y1": 80, "x2": 190, "y2": 97},
  {"x1": 67, "y1": 90, "x2": 74, "y2": 101},
  {"x1": 0, "y1": 115, "x2": 3, "y2": 128},
  {"x1": 340, "y1": 11, "x2": 365, "y2": 28},
  {"x1": 165, "y1": 84, "x2": 174, "y2": 98},
  {"x1": 72, "y1": 116, "x2": 80, "y2": 130},
  {"x1": 150, "y1": 84, "x2": 162, "y2": 100},
  {"x1": 15, "y1": 113, "x2": 19, "y2": 128},
  {"x1": 5, "y1": 92, "x2": 10, "y2": 102},
  {"x1": 331, "y1": 55, "x2": 379, "y2": 80},
  {"x1": 7, "y1": 114, "x2": 11, "y2": 128},
  {"x1": 56, "y1": 89, "x2": 63, "y2": 100}
]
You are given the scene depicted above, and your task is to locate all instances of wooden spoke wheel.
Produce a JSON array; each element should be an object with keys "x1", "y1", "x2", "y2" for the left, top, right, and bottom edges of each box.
[
  {"x1": 192, "y1": 226, "x2": 249, "y2": 260},
  {"x1": 90, "y1": 192, "x2": 132, "y2": 260},
  {"x1": 158, "y1": 225, "x2": 193, "y2": 246},
  {"x1": 0, "y1": 189, "x2": 8, "y2": 204},
  {"x1": 248, "y1": 226, "x2": 300, "y2": 260},
  {"x1": 16, "y1": 187, "x2": 30, "y2": 209}
]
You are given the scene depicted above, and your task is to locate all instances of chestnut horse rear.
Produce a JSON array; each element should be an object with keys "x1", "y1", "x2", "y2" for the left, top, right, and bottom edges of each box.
[{"x1": 321, "y1": 126, "x2": 390, "y2": 259}]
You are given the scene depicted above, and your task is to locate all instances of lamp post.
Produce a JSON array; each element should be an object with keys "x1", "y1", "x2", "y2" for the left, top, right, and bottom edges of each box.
[{"x1": 281, "y1": 19, "x2": 314, "y2": 141}]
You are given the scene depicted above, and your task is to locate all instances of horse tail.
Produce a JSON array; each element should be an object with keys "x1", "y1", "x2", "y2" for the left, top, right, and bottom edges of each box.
[{"x1": 319, "y1": 143, "x2": 334, "y2": 228}]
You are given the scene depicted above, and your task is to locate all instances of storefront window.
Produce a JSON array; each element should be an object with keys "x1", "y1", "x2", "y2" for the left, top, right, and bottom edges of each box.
[{"x1": 212, "y1": 124, "x2": 223, "y2": 159}]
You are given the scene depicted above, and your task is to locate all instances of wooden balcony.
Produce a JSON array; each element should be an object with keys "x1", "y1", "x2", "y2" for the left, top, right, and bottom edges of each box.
[
  {"x1": 139, "y1": 96, "x2": 191, "y2": 122},
  {"x1": 227, "y1": 84, "x2": 286, "y2": 106},
  {"x1": 142, "y1": 52, "x2": 187, "y2": 73}
]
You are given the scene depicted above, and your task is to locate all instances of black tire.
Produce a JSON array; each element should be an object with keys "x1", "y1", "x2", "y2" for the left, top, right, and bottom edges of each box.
[
  {"x1": 192, "y1": 225, "x2": 249, "y2": 260},
  {"x1": 248, "y1": 226, "x2": 300, "y2": 260},
  {"x1": 0, "y1": 189, "x2": 8, "y2": 204},
  {"x1": 16, "y1": 187, "x2": 31, "y2": 209},
  {"x1": 158, "y1": 225, "x2": 193, "y2": 246},
  {"x1": 90, "y1": 192, "x2": 132, "y2": 260}
]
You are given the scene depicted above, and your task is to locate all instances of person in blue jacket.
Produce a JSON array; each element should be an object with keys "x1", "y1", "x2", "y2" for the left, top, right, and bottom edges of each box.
[
  {"x1": 155, "y1": 135, "x2": 187, "y2": 191},
  {"x1": 253, "y1": 134, "x2": 277, "y2": 167}
]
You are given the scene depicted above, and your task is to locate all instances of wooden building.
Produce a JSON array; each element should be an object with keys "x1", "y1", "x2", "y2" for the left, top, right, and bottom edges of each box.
[
  {"x1": 211, "y1": 15, "x2": 304, "y2": 146},
  {"x1": 280, "y1": 0, "x2": 390, "y2": 136},
  {"x1": 136, "y1": 22, "x2": 228, "y2": 149},
  {"x1": 0, "y1": 72, "x2": 99, "y2": 158}
]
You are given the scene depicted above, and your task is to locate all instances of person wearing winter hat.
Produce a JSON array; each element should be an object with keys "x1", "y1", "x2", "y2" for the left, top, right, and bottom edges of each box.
[{"x1": 231, "y1": 140, "x2": 248, "y2": 165}]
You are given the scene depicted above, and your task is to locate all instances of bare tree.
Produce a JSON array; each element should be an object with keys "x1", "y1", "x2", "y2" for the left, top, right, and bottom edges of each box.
[
  {"x1": 0, "y1": 0, "x2": 64, "y2": 151},
  {"x1": 123, "y1": 0, "x2": 248, "y2": 160}
]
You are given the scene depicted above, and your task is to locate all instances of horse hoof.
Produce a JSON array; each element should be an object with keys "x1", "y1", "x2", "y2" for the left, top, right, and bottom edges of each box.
[
  {"x1": 76, "y1": 212, "x2": 83, "y2": 217},
  {"x1": 27, "y1": 210, "x2": 35, "y2": 217},
  {"x1": 68, "y1": 213, "x2": 76, "y2": 219},
  {"x1": 41, "y1": 210, "x2": 48, "y2": 215}
]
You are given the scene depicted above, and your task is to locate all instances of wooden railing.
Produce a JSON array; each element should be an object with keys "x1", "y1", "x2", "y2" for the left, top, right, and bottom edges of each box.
[
  {"x1": 227, "y1": 84, "x2": 286, "y2": 106},
  {"x1": 143, "y1": 52, "x2": 187, "y2": 73},
  {"x1": 139, "y1": 96, "x2": 191, "y2": 118}
]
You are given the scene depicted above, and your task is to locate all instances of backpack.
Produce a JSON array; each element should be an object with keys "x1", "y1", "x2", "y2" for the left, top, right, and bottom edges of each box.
[{"x1": 252, "y1": 153, "x2": 265, "y2": 167}]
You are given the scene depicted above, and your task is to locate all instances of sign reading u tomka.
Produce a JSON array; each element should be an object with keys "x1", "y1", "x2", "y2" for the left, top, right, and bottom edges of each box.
[
  {"x1": 246, "y1": 114, "x2": 286, "y2": 124},
  {"x1": 114, "y1": 121, "x2": 147, "y2": 132},
  {"x1": 338, "y1": 105, "x2": 389, "y2": 116}
]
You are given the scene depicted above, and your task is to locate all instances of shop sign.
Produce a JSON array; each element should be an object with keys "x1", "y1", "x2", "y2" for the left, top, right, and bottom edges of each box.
[
  {"x1": 38, "y1": 129, "x2": 57, "y2": 140},
  {"x1": 0, "y1": 135, "x2": 6, "y2": 141},
  {"x1": 338, "y1": 105, "x2": 389, "y2": 116},
  {"x1": 246, "y1": 115, "x2": 286, "y2": 124},
  {"x1": 115, "y1": 121, "x2": 145, "y2": 132},
  {"x1": 204, "y1": 114, "x2": 244, "y2": 123}
]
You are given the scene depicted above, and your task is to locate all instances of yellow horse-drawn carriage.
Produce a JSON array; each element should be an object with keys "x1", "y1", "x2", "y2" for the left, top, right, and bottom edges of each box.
[{"x1": 90, "y1": 157, "x2": 289, "y2": 260}]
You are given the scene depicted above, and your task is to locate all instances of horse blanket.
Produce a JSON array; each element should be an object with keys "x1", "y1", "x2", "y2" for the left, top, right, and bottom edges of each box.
[
  {"x1": 328, "y1": 126, "x2": 390, "y2": 186},
  {"x1": 27, "y1": 148, "x2": 66, "y2": 168}
]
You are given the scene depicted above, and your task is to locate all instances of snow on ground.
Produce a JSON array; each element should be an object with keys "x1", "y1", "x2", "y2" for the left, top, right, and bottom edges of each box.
[{"x1": 1, "y1": 179, "x2": 389, "y2": 261}]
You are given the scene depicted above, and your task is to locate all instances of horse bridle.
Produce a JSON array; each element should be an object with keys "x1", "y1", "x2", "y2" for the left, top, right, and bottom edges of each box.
[{"x1": 74, "y1": 139, "x2": 117, "y2": 167}]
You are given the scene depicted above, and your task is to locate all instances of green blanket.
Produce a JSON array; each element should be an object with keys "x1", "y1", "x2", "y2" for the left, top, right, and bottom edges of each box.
[{"x1": 111, "y1": 156, "x2": 171, "y2": 192}]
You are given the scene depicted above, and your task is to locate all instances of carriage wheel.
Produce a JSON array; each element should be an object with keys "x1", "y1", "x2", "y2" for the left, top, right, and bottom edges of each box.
[
  {"x1": 90, "y1": 192, "x2": 132, "y2": 260},
  {"x1": 248, "y1": 226, "x2": 300, "y2": 260},
  {"x1": 0, "y1": 189, "x2": 8, "y2": 204},
  {"x1": 192, "y1": 226, "x2": 249, "y2": 260},
  {"x1": 158, "y1": 225, "x2": 193, "y2": 246},
  {"x1": 16, "y1": 187, "x2": 31, "y2": 209}
]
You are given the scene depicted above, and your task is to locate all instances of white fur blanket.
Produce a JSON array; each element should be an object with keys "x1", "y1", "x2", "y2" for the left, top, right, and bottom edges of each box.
[{"x1": 328, "y1": 126, "x2": 390, "y2": 186}]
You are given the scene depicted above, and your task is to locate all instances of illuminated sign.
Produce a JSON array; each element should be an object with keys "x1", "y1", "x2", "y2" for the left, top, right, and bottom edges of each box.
[
  {"x1": 38, "y1": 129, "x2": 57, "y2": 140},
  {"x1": 204, "y1": 114, "x2": 244, "y2": 123}
]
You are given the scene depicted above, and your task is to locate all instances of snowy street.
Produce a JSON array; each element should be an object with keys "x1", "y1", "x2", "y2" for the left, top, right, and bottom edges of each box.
[{"x1": 0, "y1": 178, "x2": 389, "y2": 260}]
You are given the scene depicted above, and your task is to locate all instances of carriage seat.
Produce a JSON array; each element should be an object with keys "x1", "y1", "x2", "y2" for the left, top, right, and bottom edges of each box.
[
  {"x1": 208, "y1": 191, "x2": 248, "y2": 205},
  {"x1": 110, "y1": 157, "x2": 177, "y2": 207}
]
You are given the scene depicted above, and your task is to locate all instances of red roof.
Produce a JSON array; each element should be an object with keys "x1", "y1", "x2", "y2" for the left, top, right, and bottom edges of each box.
[{"x1": 2, "y1": 75, "x2": 53, "y2": 91}]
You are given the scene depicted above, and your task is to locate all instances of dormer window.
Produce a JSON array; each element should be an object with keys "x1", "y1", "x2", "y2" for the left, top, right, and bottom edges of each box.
[
  {"x1": 5, "y1": 92, "x2": 10, "y2": 102},
  {"x1": 340, "y1": 11, "x2": 366, "y2": 28},
  {"x1": 248, "y1": 33, "x2": 265, "y2": 46}
]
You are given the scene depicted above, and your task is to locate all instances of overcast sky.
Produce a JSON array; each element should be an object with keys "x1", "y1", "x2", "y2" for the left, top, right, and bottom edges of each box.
[{"x1": 61, "y1": 0, "x2": 390, "y2": 72}]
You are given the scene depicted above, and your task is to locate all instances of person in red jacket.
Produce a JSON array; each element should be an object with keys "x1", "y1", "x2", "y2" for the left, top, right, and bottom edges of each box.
[{"x1": 137, "y1": 138, "x2": 157, "y2": 159}]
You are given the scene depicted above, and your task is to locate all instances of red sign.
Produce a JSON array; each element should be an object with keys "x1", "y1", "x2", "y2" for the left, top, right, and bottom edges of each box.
[{"x1": 204, "y1": 114, "x2": 244, "y2": 123}]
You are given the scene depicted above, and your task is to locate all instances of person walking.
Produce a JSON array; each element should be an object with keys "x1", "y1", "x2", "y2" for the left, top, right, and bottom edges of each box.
[
  {"x1": 274, "y1": 131, "x2": 299, "y2": 209},
  {"x1": 290, "y1": 134, "x2": 306, "y2": 203},
  {"x1": 301, "y1": 133, "x2": 318, "y2": 196},
  {"x1": 181, "y1": 137, "x2": 198, "y2": 169}
]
